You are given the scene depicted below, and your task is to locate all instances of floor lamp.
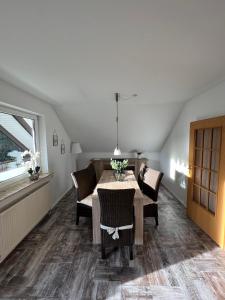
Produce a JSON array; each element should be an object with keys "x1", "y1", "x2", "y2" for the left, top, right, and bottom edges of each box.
[{"x1": 71, "y1": 142, "x2": 82, "y2": 170}]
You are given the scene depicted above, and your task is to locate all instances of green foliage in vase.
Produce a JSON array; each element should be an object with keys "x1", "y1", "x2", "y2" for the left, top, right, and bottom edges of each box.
[
  {"x1": 110, "y1": 159, "x2": 128, "y2": 173},
  {"x1": 28, "y1": 168, "x2": 33, "y2": 175},
  {"x1": 35, "y1": 166, "x2": 40, "y2": 173}
]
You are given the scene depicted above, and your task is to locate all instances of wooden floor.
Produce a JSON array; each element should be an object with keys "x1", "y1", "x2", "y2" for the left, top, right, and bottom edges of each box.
[{"x1": 0, "y1": 187, "x2": 225, "y2": 299}]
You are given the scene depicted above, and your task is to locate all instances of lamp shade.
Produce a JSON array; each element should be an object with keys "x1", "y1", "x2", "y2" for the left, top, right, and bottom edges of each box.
[
  {"x1": 71, "y1": 142, "x2": 82, "y2": 154},
  {"x1": 113, "y1": 147, "x2": 121, "y2": 156}
]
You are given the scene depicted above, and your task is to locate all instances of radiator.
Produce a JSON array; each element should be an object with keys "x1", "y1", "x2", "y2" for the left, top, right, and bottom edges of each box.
[{"x1": 0, "y1": 183, "x2": 51, "y2": 263}]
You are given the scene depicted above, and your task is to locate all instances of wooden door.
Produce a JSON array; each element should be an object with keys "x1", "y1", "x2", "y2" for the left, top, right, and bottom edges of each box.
[{"x1": 187, "y1": 116, "x2": 225, "y2": 248}]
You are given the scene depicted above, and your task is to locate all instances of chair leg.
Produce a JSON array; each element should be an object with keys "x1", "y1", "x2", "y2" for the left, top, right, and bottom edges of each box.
[
  {"x1": 129, "y1": 245, "x2": 133, "y2": 260},
  {"x1": 101, "y1": 245, "x2": 106, "y2": 259},
  {"x1": 76, "y1": 208, "x2": 79, "y2": 225},
  {"x1": 155, "y1": 214, "x2": 158, "y2": 226}
]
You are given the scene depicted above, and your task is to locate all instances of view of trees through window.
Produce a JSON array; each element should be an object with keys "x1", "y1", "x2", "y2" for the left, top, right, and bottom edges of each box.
[{"x1": 0, "y1": 111, "x2": 36, "y2": 182}]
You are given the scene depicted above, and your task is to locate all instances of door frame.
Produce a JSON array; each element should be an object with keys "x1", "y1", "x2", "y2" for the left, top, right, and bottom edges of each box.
[{"x1": 187, "y1": 115, "x2": 225, "y2": 248}]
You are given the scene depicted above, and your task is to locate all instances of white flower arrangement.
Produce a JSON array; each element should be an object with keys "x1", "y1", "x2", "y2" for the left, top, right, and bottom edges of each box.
[
  {"x1": 110, "y1": 159, "x2": 128, "y2": 173},
  {"x1": 21, "y1": 150, "x2": 40, "y2": 177}
]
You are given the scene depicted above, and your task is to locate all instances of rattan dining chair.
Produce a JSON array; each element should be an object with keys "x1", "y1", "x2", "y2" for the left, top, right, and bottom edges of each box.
[
  {"x1": 71, "y1": 163, "x2": 97, "y2": 225},
  {"x1": 97, "y1": 188, "x2": 135, "y2": 260},
  {"x1": 142, "y1": 167, "x2": 164, "y2": 226},
  {"x1": 137, "y1": 162, "x2": 147, "y2": 191}
]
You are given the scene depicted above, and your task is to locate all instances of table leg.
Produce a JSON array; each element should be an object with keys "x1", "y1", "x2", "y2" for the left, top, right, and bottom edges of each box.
[
  {"x1": 134, "y1": 198, "x2": 143, "y2": 245},
  {"x1": 92, "y1": 195, "x2": 101, "y2": 244}
]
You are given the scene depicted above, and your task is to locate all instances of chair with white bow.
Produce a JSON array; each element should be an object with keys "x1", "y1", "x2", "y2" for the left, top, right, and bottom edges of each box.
[{"x1": 97, "y1": 188, "x2": 135, "y2": 260}]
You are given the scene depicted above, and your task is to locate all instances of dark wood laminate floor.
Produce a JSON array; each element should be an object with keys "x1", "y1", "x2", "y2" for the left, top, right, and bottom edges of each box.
[{"x1": 0, "y1": 186, "x2": 225, "y2": 300}]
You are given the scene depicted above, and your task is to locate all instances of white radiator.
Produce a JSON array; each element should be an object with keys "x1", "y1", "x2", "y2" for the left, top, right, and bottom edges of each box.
[{"x1": 0, "y1": 183, "x2": 51, "y2": 263}]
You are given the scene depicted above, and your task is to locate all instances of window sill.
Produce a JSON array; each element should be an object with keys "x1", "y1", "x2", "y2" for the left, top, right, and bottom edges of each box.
[
  {"x1": 0, "y1": 173, "x2": 54, "y2": 212},
  {"x1": 0, "y1": 172, "x2": 28, "y2": 188}
]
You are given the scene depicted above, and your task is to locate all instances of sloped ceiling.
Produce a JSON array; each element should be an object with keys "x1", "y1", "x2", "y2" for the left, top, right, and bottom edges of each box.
[
  {"x1": 55, "y1": 101, "x2": 182, "y2": 152},
  {"x1": 1, "y1": 0, "x2": 225, "y2": 152}
]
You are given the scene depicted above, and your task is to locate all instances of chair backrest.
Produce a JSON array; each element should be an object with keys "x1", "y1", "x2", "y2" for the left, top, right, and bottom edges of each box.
[
  {"x1": 137, "y1": 163, "x2": 147, "y2": 190},
  {"x1": 142, "y1": 168, "x2": 164, "y2": 201},
  {"x1": 97, "y1": 188, "x2": 135, "y2": 227},
  {"x1": 71, "y1": 163, "x2": 97, "y2": 201},
  {"x1": 87, "y1": 163, "x2": 97, "y2": 189}
]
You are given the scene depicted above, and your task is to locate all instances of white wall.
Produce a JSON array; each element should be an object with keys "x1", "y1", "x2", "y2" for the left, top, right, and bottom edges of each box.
[
  {"x1": 160, "y1": 80, "x2": 225, "y2": 206},
  {"x1": 78, "y1": 152, "x2": 160, "y2": 171},
  {"x1": 0, "y1": 79, "x2": 74, "y2": 206}
]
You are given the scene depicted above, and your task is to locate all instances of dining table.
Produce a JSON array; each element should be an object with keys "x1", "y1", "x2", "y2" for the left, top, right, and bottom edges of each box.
[{"x1": 92, "y1": 170, "x2": 144, "y2": 245}]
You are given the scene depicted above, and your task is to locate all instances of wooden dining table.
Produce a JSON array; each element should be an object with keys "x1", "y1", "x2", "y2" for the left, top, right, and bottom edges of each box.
[{"x1": 92, "y1": 170, "x2": 144, "y2": 245}]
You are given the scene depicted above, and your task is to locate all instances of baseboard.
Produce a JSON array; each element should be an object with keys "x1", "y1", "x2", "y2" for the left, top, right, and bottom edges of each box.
[
  {"x1": 51, "y1": 186, "x2": 73, "y2": 209},
  {"x1": 162, "y1": 181, "x2": 186, "y2": 207}
]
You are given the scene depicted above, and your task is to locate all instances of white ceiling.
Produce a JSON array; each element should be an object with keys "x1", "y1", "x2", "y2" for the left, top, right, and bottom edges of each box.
[{"x1": 0, "y1": 0, "x2": 225, "y2": 152}]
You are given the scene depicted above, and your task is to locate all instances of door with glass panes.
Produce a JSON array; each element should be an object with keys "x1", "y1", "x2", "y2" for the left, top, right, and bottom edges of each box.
[{"x1": 187, "y1": 116, "x2": 225, "y2": 248}]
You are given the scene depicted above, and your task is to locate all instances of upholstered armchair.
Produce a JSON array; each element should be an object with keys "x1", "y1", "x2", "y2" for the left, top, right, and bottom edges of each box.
[{"x1": 71, "y1": 163, "x2": 97, "y2": 225}]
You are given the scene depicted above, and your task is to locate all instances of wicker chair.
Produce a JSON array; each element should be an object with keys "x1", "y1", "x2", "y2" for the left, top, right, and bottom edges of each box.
[
  {"x1": 137, "y1": 162, "x2": 147, "y2": 191},
  {"x1": 97, "y1": 188, "x2": 135, "y2": 260},
  {"x1": 71, "y1": 163, "x2": 97, "y2": 225},
  {"x1": 142, "y1": 167, "x2": 164, "y2": 226}
]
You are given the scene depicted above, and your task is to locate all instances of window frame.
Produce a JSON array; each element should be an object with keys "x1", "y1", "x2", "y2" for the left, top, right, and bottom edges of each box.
[{"x1": 0, "y1": 105, "x2": 40, "y2": 186}]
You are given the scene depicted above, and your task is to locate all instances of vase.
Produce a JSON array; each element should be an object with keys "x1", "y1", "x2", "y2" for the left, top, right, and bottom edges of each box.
[
  {"x1": 29, "y1": 173, "x2": 39, "y2": 181},
  {"x1": 114, "y1": 172, "x2": 125, "y2": 181}
]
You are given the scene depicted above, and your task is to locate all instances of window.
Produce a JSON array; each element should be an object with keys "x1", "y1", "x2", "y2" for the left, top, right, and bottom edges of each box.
[{"x1": 0, "y1": 107, "x2": 39, "y2": 183}]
